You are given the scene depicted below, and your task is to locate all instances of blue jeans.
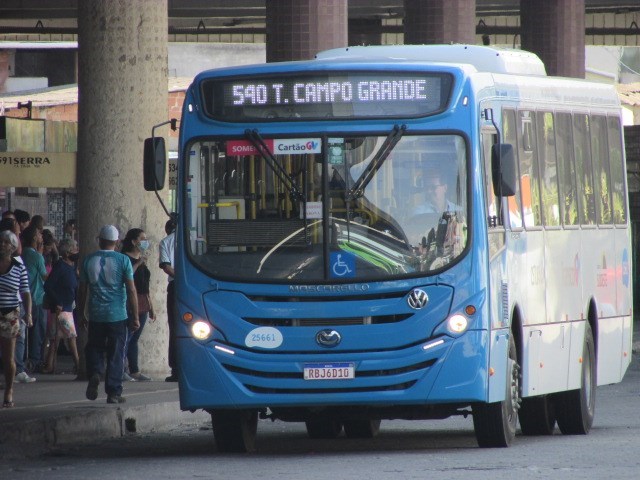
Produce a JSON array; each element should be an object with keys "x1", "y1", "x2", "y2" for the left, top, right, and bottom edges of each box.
[
  {"x1": 28, "y1": 303, "x2": 47, "y2": 365},
  {"x1": 85, "y1": 320, "x2": 128, "y2": 396},
  {"x1": 125, "y1": 312, "x2": 148, "y2": 374}
]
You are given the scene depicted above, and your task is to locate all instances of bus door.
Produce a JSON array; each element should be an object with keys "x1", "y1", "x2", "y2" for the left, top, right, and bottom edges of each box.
[
  {"x1": 481, "y1": 125, "x2": 510, "y2": 404},
  {"x1": 481, "y1": 128, "x2": 507, "y2": 331}
]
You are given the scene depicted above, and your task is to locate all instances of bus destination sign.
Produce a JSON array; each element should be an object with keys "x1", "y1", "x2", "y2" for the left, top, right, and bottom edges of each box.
[{"x1": 201, "y1": 72, "x2": 452, "y2": 122}]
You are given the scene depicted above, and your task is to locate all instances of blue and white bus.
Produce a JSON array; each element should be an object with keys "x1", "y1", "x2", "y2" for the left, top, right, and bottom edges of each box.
[{"x1": 145, "y1": 45, "x2": 633, "y2": 452}]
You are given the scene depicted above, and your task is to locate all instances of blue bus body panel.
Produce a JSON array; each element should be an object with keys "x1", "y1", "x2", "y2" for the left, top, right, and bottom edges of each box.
[
  {"x1": 177, "y1": 329, "x2": 489, "y2": 410},
  {"x1": 174, "y1": 58, "x2": 501, "y2": 412},
  {"x1": 201, "y1": 287, "x2": 454, "y2": 351},
  {"x1": 174, "y1": 241, "x2": 494, "y2": 410}
]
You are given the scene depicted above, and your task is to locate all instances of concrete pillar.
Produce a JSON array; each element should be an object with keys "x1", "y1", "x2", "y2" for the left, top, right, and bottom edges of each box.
[
  {"x1": 77, "y1": 0, "x2": 169, "y2": 375},
  {"x1": 266, "y1": 0, "x2": 348, "y2": 62},
  {"x1": 521, "y1": 0, "x2": 585, "y2": 78},
  {"x1": 404, "y1": 0, "x2": 476, "y2": 45}
]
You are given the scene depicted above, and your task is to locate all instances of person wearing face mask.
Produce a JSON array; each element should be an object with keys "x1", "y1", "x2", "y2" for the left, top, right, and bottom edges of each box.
[
  {"x1": 120, "y1": 228, "x2": 155, "y2": 381},
  {"x1": 42, "y1": 238, "x2": 80, "y2": 374}
]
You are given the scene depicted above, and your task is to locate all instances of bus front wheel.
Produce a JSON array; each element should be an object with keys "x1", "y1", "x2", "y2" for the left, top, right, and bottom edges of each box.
[
  {"x1": 472, "y1": 336, "x2": 520, "y2": 448},
  {"x1": 210, "y1": 409, "x2": 258, "y2": 453},
  {"x1": 554, "y1": 322, "x2": 596, "y2": 435}
]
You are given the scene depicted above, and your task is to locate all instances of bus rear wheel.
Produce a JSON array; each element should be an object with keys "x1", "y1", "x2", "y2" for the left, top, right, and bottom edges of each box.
[
  {"x1": 343, "y1": 419, "x2": 381, "y2": 438},
  {"x1": 210, "y1": 409, "x2": 258, "y2": 453},
  {"x1": 472, "y1": 336, "x2": 519, "y2": 448},
  {"x1": 555, "y1": 323, "x2": 596, "y2": 435},
  {"x1": 518, "y1": 395, "x2": 556, "y2": 435}
]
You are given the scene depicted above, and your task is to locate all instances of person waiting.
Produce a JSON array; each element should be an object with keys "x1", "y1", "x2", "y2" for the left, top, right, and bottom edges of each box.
[{"x1": 42, "y1": 238, "x2": 80, "y2": 374}]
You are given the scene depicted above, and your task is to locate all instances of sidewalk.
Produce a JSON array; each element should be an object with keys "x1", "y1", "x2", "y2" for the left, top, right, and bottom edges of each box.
[{"x1": 0, "y1": 358, "x2": 209, "y2": 456}]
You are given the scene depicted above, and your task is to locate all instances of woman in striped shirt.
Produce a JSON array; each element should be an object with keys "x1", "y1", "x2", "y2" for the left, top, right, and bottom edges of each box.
[{"x1": 0, "y1": 229, "x2": 32, "y2": 408}]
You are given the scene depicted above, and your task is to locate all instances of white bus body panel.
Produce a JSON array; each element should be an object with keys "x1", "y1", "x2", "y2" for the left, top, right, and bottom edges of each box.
[
  {"x1": 473, "y1": 69, "x2": 631, "y2": 399},
  {"x1": 316, "y1": 45, "x2": 547, "y2": 76}
]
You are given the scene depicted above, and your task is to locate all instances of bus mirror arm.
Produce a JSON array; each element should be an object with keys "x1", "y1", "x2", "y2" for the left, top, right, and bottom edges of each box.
[
  {"x1": 484, "y1": 108, "x2": 515, "y2": 197},
  {"x1": 143, "y1": 119, "x2": 178, "y2": 218},
  {"x1": 491, "y1": 144, "x2": 517, "y2": 197}
]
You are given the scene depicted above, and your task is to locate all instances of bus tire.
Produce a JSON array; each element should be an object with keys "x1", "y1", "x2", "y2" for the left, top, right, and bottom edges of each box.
[
  {"x1": 343, "y1": 419, "x2": 381, "y2": 438},
  {"x1": 305, "y1": 419, "x2": 343, "y2": 439},
  {"x1": 555, "y1": 323, "x2": 596, "y2": 435},
  {"x1": 472, "y1": 336, "x2": 519, "y2": 448},
  {"x1": 211, "y1": 409, "x2": 258, "y2": 453},
  {"x1": 518, "y1": 395, "x2": 556, "y2": 435}
]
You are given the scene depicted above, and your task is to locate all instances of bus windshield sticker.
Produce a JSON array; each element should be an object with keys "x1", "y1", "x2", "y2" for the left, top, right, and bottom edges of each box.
[
  {"x1": 226, "y1": 138, "x2": 321, "y2": 156},
  {"x1": 245, "y1": 327, "x2": 284, "y2": 349},
  {"x1": 330, "y1": 251, "x2": 356, "y2": 278},
  {"x1": 274, "y1": 138, "x2": 321, "y2": 154},
  {"x1": 303, "y1": 201, "x2": 322, "y2": 219},
  {"x1": 328, "y1": 139, "x2": 345, "y2": 165},
  {"x1": 227, "y1": 139, "x2": 263, "y2": 156}
]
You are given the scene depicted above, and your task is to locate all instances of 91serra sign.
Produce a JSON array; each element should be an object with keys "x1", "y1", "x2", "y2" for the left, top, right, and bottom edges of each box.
[{"x1": 0, "y1": 152, "x2": 77, "y2": 188}]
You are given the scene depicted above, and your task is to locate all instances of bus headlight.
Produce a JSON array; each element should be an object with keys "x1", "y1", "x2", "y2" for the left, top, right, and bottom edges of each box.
[
  {"x1": 191, "y1": 321, "x2": 212, "y2": 340},
  {"x1": 447, "y1": 314, "x2": 469, "y2": 334}
]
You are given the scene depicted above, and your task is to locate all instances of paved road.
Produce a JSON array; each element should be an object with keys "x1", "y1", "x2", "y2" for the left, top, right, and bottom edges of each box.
[{"x1": 2, "y1": 355, "x2": 639, "y2": 480}]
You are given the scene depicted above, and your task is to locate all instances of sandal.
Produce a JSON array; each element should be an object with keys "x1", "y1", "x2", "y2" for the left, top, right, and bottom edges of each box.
[{"x1": 3, "y1": 400, "x2": 14, "y2": 408}]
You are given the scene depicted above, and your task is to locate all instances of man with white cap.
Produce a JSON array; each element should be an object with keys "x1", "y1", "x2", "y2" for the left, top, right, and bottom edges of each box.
[{"x1": 78, "y1": 224, "x2": 139, "y2": 404}]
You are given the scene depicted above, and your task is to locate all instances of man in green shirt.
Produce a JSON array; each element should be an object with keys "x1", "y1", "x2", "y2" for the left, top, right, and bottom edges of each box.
[{"x1": 78, "y1": 225, "x2": 139, "y2": 404}]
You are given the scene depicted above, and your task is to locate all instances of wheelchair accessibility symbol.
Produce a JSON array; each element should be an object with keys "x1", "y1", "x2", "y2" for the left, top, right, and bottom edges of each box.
[{"x1": 330, "y1": 252, "x2": 356, "y2": 278}]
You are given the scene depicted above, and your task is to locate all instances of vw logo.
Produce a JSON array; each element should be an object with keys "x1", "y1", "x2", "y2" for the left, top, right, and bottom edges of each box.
[
  {"x1": 316, "y1": 329, "x2": 341, "y2": 348},
  {"x1": 407, "y1": 289, "x2": 429, "y2": 310}
]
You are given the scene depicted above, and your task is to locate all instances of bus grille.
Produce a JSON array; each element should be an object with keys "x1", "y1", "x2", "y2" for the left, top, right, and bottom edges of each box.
[
  {"x1": 246, "y1": 291, "x2": 407, "y2": 302},
  {"x1": 245, "y1": 381, "x2": 417, "y2": 394},
  {"x1": 221, "y1": 359, "x2": 435, "y2": 394},
  {"x1": 242, "y1": 313, "x2": 412, "y2": 327}
]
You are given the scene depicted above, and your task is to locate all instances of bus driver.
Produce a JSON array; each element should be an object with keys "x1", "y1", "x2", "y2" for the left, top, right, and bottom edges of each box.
[{"x1": 410, "y1": 167, "x2": 460, "y2": 217}]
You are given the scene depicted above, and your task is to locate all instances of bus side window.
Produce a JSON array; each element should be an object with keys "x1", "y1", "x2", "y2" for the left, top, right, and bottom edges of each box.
[
  {"x1": 590, "y1": 115, "x2": 613, "y2": 225},
  {"x1": 573, "y1": 113, "x2": 596, "y2": 225},
  {"x1": 517, "y1": 110, "x2": 542, "y2": 228},
  {"x1": 555, "y1": 113, "x2": 579, "y2": 226},
  {"x1": 536, "y1": 111, "x2": 560, "y2": 226},
  {"x1": 503, "y1": 109, "x2": 523, "y2": 229},
  {"x1": 607, "y1": 117, "x2": 627, "y2": 224}
]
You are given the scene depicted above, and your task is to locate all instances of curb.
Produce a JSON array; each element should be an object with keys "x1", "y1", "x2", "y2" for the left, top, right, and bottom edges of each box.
[{"x1": 0, "y1": 401, "x2": 209, "y2": 451}]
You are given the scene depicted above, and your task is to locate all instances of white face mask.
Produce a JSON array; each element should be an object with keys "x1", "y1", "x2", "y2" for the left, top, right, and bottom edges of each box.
[{"x1": 139, "y1": 240, "x2": 150, "y2": 251}]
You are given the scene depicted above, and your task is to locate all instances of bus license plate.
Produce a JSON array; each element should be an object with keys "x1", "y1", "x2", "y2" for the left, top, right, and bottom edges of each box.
[{"x1": 304, "y1": 362, "x2": 355, "y2": 380}]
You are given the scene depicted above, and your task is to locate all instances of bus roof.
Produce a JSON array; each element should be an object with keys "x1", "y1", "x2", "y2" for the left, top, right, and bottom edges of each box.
[{"x1": 316, "y1": 45, "x2": 547, "y2": 77}]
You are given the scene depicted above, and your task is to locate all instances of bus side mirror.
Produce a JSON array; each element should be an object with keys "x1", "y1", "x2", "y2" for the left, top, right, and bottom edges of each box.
[
  {"x1": 143, "y1": 137, "x2": 167, "y2": 191},
  {"x1": 491, "y1": 144, "x2": 516, "y2": 197}
]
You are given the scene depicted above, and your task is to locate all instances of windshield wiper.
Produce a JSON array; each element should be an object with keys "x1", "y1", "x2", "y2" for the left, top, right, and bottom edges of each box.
[
  {"x1": 245, "y1": 129, "x2": 304, "y2": 202},
  {"x1": 345, "y1": 124, "x2": 406, "y2": 201}
]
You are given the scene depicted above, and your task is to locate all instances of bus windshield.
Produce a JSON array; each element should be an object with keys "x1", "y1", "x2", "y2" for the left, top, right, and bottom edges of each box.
[{"x1": 185, "y1": 133, "x2": 468, "y2": 282}]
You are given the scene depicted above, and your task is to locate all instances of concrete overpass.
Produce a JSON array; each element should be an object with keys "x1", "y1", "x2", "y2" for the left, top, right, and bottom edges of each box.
[{"x1": 0, "y1": 1, "x2": 639, "y2": 41}]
